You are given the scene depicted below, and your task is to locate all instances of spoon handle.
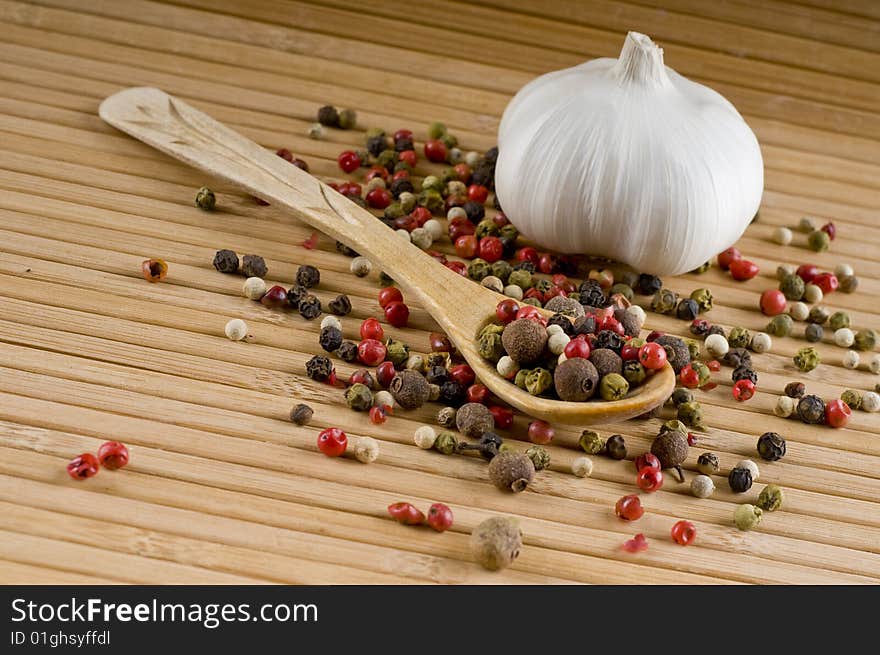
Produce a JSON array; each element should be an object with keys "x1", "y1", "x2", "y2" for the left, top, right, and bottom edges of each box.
[{"x1": 99, "y1": 87, "x2": 491, "y2": 339}]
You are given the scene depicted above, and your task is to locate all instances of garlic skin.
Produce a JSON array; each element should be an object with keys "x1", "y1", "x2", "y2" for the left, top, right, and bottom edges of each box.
[{"x1": 496, "y1": 32, "x2": 763, "y2": 276}]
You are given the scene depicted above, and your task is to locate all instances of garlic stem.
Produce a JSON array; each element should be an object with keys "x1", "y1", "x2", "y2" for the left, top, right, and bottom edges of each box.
[{"x1": 611, "y1": 31, "x2": 670, "y2": 89}]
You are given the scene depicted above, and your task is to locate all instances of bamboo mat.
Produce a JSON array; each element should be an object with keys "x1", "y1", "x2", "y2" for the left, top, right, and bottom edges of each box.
[{"x1": 0, "y1": 0, "x2": 878, "y2": 585}]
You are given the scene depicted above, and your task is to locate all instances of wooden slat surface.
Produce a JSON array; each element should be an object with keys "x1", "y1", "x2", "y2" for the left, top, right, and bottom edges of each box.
[{"x1": 0, "y1": 0, "x2": 878, "y2": 584}]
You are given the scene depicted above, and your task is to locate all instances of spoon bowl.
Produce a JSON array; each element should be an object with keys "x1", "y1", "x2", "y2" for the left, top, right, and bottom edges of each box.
[{"x1": 99, "y1": 87, "x2": 675, "y2": 424}]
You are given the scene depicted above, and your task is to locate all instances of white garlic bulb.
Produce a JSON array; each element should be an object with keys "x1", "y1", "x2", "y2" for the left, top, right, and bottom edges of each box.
[{"x1": 496, "y1": 32, "x2": 763, "y2": 276}]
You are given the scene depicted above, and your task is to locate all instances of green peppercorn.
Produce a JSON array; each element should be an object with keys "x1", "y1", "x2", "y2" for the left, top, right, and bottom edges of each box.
[
  {"x1": 467, "y1": 258, "x2": 491, "y2": 282},
  {"x1": 421, "y1": 175, "x2": 444, "y2": 194},
  {"x1": 385, "y1": 339, "x2": 410, "y2": 366},
  {"x1": 525, "y1": 368, "x2": 552, "y2": 396},
  {"x1": 779, "y1": 274, "x2": 805, "y2": 300},
  {"x1": 474, "y1": 219, "x2": 500, "y2": 239},
  {"x1": 766, "y1": 314, "x2": 794, "y2": 337},
  {"x1": 610, "y1": 283, "x2": 634, "y2": 301},
  {"x1": 433, "y1": 431, "x2": 458, "y2": 455},
  {"x1": 599, "y1": 373, "x2": 629, "y2": 401},
  {"x1": 622, "y1": 360, "x2": 646, "y2": 385},
  {"x1": 677, "y1": 401, "x2": 704, "y2": 429},
  {"x1": 807, "y1": 306, "x2": 829, "y2": 325},
  {"x1": 756, "y1": 432, "x2": 786, "y2": 461},
  {"x1": 578, "y1": 430, "x2": 605, "y2": 455},
  {"x1": 841, "y1": 389, "x2": 862, "y2": 410},
  {"x1": 337, "y1": 108, "x2": 357, "y2": 129},
  {"x1": 417, "y1": 189, "x2": 444, "y2": 214},
  {"x1": 670, "y1": 388, "x2": 695, "y2": 408},
  {"x1": 854, "y1": 329, "x2": 877, "y2": 351},
  {"x1": 794, "y1": 346, "x2": 821, "y2": 372},
  {"x1": 605, "y1": 434, "x2": 626, "y2": 460},
  {"x1": 514, "y1": 368, "x2": 530, "y2": 390},
  {"x1": 490, "y1": 260, "x2": 512, "y2": 283},
  {"x1": 651, "y1": 288, "x2": 678, "y2": 315},
  {"x1": 691, "y1": 261, "x2": 711, "y2": 274},
  {"x1": 689, "y1": 288, "x2": 713, "y2": 313},
  {"x1": 661, "y1": 419, "x2": 688, "y2": 435},
  {"x1": 428, "y1": 120, "x2": 447, "y2": 139},
  {"x1": 839, "y1": 275, "x2": 858, "y2": 293},
  {"x1": 807, "y1": 229, "x2": 830, "y2": 252},
  {"x1": 690, "y1": 357, "x2": 710, "y2": 386},
  {"x1": 756, "y1": 484, "x2": 784, "y2": 512},
  {"x1": 478, "y1": 329, "x2": 505, "y2": 363},
  {"x1": 525, "y1": 445, "x2": 551, "y2": 471},
  {"x1": 734, "y1": 504, "x2": 763, "y2": 531},
  {"x1": 507, "y1": 269, "x2": 532, "y2": 290},
  {"x1": 384, "y1": 202, "x2": 405, "y2": 220},
  {"x1": 829, "y1": 311, "x2": 851, "y2": 331},
  {"x1": 344, "y1": 383, "x2": 373, "y2": 411},
  {"x1": 195, "y1": 186, "x2": 216, "y2": 211},
  {"x1": 727, "y1": 327, "x2": 751, "y2": 349},
  {"x1": 729, "y1": 467, "x2": 753, "y2": 493}
]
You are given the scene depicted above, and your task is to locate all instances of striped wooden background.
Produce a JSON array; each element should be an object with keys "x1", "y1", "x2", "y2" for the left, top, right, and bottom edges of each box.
[{"x1": 0, "y1": 0, "x2": 878, "y2": 584}]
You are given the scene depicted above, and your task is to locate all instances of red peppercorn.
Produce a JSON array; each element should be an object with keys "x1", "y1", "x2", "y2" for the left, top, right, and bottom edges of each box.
[
  {"x1": 620, "y1": 344, "x2": 639, "y2": 361},
  {"x1": 445, "y1": 261, "x2": 467, "y2": 276},
  {"x1": 516, "y1": 305, "x2": 546, "y2": 325},
  {"x1": 622, "y1": 533, "x2": 649, "y2": 553},
  {"x1": 445, "y1": 194, "x2": 466, "y2": 212},
  {"x1": 638, "y1": 342, "x2": 668, "y2": 370},
  {"x1": 425, "y1": 503, "x2": 454, "y2": 532},
  {"x1": 796, "y1": 263, "x2": 818, "y2": 283},
  {"x1": 376, "y1": 361, "x2": 397, "y2": 388},
  {"x1": 424, "y1": 139, "x2": 447, "y2": 163},
  {"x1": 455, "y1": 234, "x2": 478, "y2": 259},
  {"x1": 393, "y1": 128, "x2": 413, "y2": 142},
  {"x1": 392, "y1": 170, "x2": 410, "y2": 182},
  {"x1": 260, "y1": 285, "x2": 288, "y2": 308},
  {"x1": 821, "y1": 221, "x2": 836, "y2": 240},
  {"x1": 733, "y1": 379, "x2": 756, "y2": 402},
  {"x1": 357, "y1": 339, "x2": 386, "y2": 366},
  {"x1": 67, "y1": 453, "x2": 100, "y2": 480},
  {"x1": 646, "y1": 330, "x2": 664, "y2": 342},
  {"x1": 141, "y1": 258, "x2": 168, "y2": 283},
  {"x1": 526, "y1": 420, "x2": 555, "y2": 445},
  {"x1": 615, "y1": 495, "x2": 644, "y2": 521},
  {"x1": 378, "y1": 287, "x2": 404, "y2": 309},
  {"x1": 466, "y1": 384, "x2": 490, "y2": 405},
  {"x1": 496, "y1": 299, "x2": 520, "y2": 324},
  {"x1": 392, "y1": 215, "x2": 416, "y2": 232},
  {"x1": 384, "y1": 301, "x2": 410, "y2": 328},
  {"x1": 760, "y1": 289, "x2": 787, "y2": 316},
  {"x1": 398, "y1": 149, "x2": 417, "y2": 168},
  {"x1": 707, "y1": 359, "x2": 721, "y2": 372},
  {"x1": 493, "y1": 212, "x2": 510, "y2": 227},
  {"x1": 679, "y1": 365, "x2": 700, "y2": 389},
  {"x1": 489, "y1": 405, "x2": 514, "y2": 430},
  {"x1": 717, "y1": 247, "x2": 741, "y2": 271},
  {"x1": 364, "y1": 165, "x2": 389, "y2": 182},
  {"x1": 478, "y1": 236, "x2": 504, "y2": 263},
  {"x1": 276, "y1": 147, "x2": 293, "y2": 162},
  {"x1": 453, "y1": 163, "x2": 472, "y2": 183},
  {"x1": 564, "y1": 336, "x2": 591, "y2": 360},
  {"x1": 516, "y1": 247, "x2": 539, "y2": 264},
  {"x1": 537, "y1": 253, "x2": 555, "y2": 275},
  {"x1": 337, "y1": 150, "x2": 361, "y2": 173},
  {"x1": 387, "y1": 502, "x2": 425, "y2": 526},
  {"x1": 637, "y1": 467, "x2": 664, "y2": 493},
  {"x1": 301, "y1": 232, "x2": 319, "y2": 250},
  {"x1": 523, "y1": 287, "x2": 543, "y2": 303},
  {"x1": 467, "y1": 184, "x2": 489, "y2": 204},
  {"x1": 369, "y1": 405, "x2": 388, "y2": 424},
  {"x1": 428, "y1": 332, "x2": 454, "y2": 353},
  {"x1": 671, "y1": 520, "x2": 697, "y2": 546},
  {"x1": 317, "y1": 427, "x2": 348, "y2": 457},
  {"x1": 825, "y1": 399, "x2": 851, "y2": 428},
  {"x1": 411, "y1": 206, "x2": 432, "y2": 226},
  {"x1": 634, "y1": 453, "x2": 661, "y2": 472},
  {"x1": 337, "y1": 181, "x2": 362, "y2": 197},
  {"x1": 349, "y1": 369, "x2": 372, "y2": 387},
  {"x1": 366, "y1": 187, "x2": 392, "y2": 209},
  {"x1": 97, "y1": 441, "x2": 129, "y2": 470},
  {"x1": 448, "y1": 220, "x2": 475, "y2": 242},
  {"x1": 449, "y1": 364, "x2": 475, "y2": 387},
  {"x1": 687, "y1": 432, "x2": 698, "y2": 446},
  {"x1": 729, "y1": 259, "x2": 759, "y2": 281},
  {"x1": 813, "y1": 272, "x2": 839, "y2": 295},
  {"x1": 541, "y1": 285, "x2": 566, "y2": 304},
  {"x1": 360, "y1": 317, "x2": 384, "y2": 341}
]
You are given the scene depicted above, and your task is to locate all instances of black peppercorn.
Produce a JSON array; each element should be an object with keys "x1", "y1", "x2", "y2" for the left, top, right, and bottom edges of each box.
[
  {"x1": 335, "y1": 241, "x2": 358, "y2": 257},
  {"x1": 317, "y1": 105, "x2": 339, "y2": 126},
  {"x1": 366, "y1": 134, "x2": 387, "y2": 157},
  {"x1": 757, "y1": 432, "x2": 786, "y2": 461},
  {"x1": 572, "y1": 314, "x2": 597, "y2": 336},
  {"x1": 394, "y1": 137, "x2": 414, "y2": 153},
  {"x1": 390, "y1": 370, "x2": 431, "y2": 409},
  {"x1": 804, "y1": 323, "x2": 824, "y2": 342},
  {"x1": 547, "y1": 313, "x2": 575, "y2": 336},
  {"x1": 670, "y1": 387, "x2": 695, "y2": 408},
  {"x1": 439, "y1": 380, "x2": 466, "y2": 406},
  {"x1": 707, "y1": 324, "x2": 726, "y2": 338},
  {"x1": 290, "y1": 403, "x2": 313, "y2": 425},
  {"x1": 722, "y1": 347, "x2": 751, "y2": 369},
  {"x1": 690, "y1": 319, "x2": 711, "y2": 337},
  {"x1": 732, "y1": 366, "x2": 758, "y2": 384},
  {"x1": 728, "y1": 467, "x2": 753, "y2": 493},
  {"x1": 676, "y1": 298, "x2": 700, "y2": 321},
  {"x1": 578, "y1": 280, "x2": 606, "y2": 308},
  {"x1": 337, "y1": 340, "x2": 358, "y2": 362},
  {"x1": 511, "y1": 260, "x2": 536, "y2": 274},
  {"x1": 785, "y1": 381, "x2": 805, "y2": 398},
  {"x1": 389, "y1": 178, "x2": 414, "y2": 198},
  {"x1": 462, "y1": 200, "x2": 485, "y2": 224},
  {"x1": 240, "y1": 254, "x2": 267, "y2": 278},
  {"x1": 425, "y1": 365, "x2": 449, "y2": 386},
  {"x1": 305, "y1": 355, "x2": 332, "y2": 381},
  {"x1": 212, "y1": 249, "x2": 239, "y2": 274},
  {"x1": 636, "y1": 273, "x2": 662, "y2": 296},
  {"x1": 606, "y1": 434, "x2": 627, "y2": 460},
  {"x1": 471, "y1": 163, "x2": 494, "y2": 189},
  {"x1": 286, "y1": 284, "x2": 307, "y2": 309},
  {"x1": 797, "y1": 394, "x2": 825, "y2": 424},
  {"x1": 319, "y1": 326, "x2": 343, "y2": 352},
  {"x1": 595, "y1": 330, "x2": 624, "y2": 353},
  {"x1": 328, "y1": 294, "x2": 351, "y2": 316},
  {"x1": 653, "y1": 335, "x2": 691, "y2": 373},
  {"x1": 296, "y1": 265, "x2": 320, "y2": 288},
  {"x1": 298, "y1": 294, "x2": 322, "y2": 320}
]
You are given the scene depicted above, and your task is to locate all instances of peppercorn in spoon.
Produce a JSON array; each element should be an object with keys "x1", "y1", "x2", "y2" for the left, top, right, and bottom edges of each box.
[{"x1": 99, "y1": 87, "x2": 674, "y2": 424}]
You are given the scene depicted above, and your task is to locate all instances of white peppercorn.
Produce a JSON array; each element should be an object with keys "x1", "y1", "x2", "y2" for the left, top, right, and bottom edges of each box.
[
  {"x1": 481, "y1": 275, "x2": 504, "y2": 293},
  {"x1": 464, "y1": 150, "x2": 480, "y2": 167},
  {"x1": 308, "y1": 122, "x2": 323, "y2": 139},
  {"x1": 626, "y1": 305, "x2": 646, "y2": 329},
  {"x1": 352, "y1": 436, "x2": 379, "y2": 463},
  {"x1": 776, "y1": 263, "x2": 797, "y2": 281},
  {"x1": 373, "y1": 390, "x2": 395, "y2": 409},
  {"x1": 705, "y1": 333, "x2": 729, "y2": 358},
  {"x1": 496, "y1": 355, "x2": 519, "y2": 379},
  {"x1": 413, "y1": 425, "x2": 438, "y2": 449},
  {"x1": 350, "y1": 256, "x2": 373, "y2": 277},
  {"x1": 242, "y1": 277, "x2": 267, "y2": 300},
  {"x1": 546, "y1": 324, "x2": 565, "y2": 337},
  {"x1": 447, "y1": 207, "x2": 467, "y2": 221},
  {"x1": 834, "y1": 328, "x2": 854, "y2": 348},
  {"x1": 395, "y1": 229, "x2": 411, "y2": 242},
  {"x1": 788, "y1": 301, "x2": 809, "y2": 321},
  {"x1": 423, "y1": 218, "x2": 443, "y2": 240},
  {"x1": 772, "y1": 226, "x2": 792, "y2": 245},
  {"x1": 870, "y1": 354, "x2": 880, "y2": 374},
  {"x1": 862, "y1": 391, "x2": 880, "y2": 412},
  {"x1": 503, "y1": 284, "x2": 523, "y2": 300},
  {"x1": 834, "y1": 263, "x2": 854, "y2": 278},
  {"x1": 690, "y1": 474, "x2": 715, "y2": 499},
  {"x1": 803, "y1": 283, "x2": 823, "y2": 304},
  {"x1": 774, "y1": 395, "x2": 795, "y2": 418},
  {"x1": 548, "y1": 332, "x2": 570, "y2": 355},
  {"x1": 224, "y1": 319, "x2": 248, "y2": 341},
  {"x1": 320, "y1": 315, "x2": 342, "y2": 331},
  {"x1": 571, "y1": 456, "x2": 593, "y2": 478},
  {"x1": 398, "y1": 191, "x2": 417, "y2": 213},
  {"x1": 736, "y1": 459, "x2": 760, "y2": 482},
  {"x1": 749, "y1": 332, "x2": 772, "y2": 353},
  {"x1": 843, "y1": 350, "x2": 860, "y2": 370},
  {"x1": 365, "y1": 177, "x2": 386, "y2": 193},
  {"x1": 410, "y1": 227, "x2": 433, "y2": 250},
  {"x1": 405, "y1": 354, "x2": 425, "y2": 372}
]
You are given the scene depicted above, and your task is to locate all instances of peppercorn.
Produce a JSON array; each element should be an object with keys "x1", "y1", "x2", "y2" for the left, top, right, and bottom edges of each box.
[
  {"x1": 195, "y1": 186, "x2": 216, "y2": 211},
  {"x1": 578, "y1": 280, "x2": 606, "y2": 308},
  {"x1": 651, "y1": 430, "x2": 688, "y2": 477},
  {"x1": 305, "y1": 354, "x2": 332, "y2": 381},
  {"x1": 384, "y1": 339, "x2": 409, "y2": 367},
  {"x1": 456, "y1": 403, "x2": 495, "y2": 438},
  {"x1": 722, "y1": 347, "x2": 751, "y2": 369},
  {"x1": 749, "y1": 332, "x2": 772, "y2": 354},
  {"x1": 599, "y1": 373, "x2": 629, "y2": 401},
  {"x1": 732, "y1": 366, "x2": 758, "y2": 385},
  {"x1": 727, "y1": 326, "x2": 751, "y2": 350},
  {"x1": 298, "y1": 294, "x2": 322, "y2": 320},
  {"x1": 667, "y1": 389, "x2": 692, "y2": 409},
  {"x1": 779, "y1": 274, "x2": 805, "y2": 300},
  {"x1": 808, "y1": 229, "x2": 830, "y2": 252},
  {"x1": 757, "y1": 432, "x2": 786, "y2": 461},
  {"x1": 578, "y1": 430, "x2": 605, "y2": 455},
  {"x1": 677, "y1": 401, "x2": 704, "y2": 429},
  {"x1": 439, "y1": 380, "x2": 466, "y2": 406},
  {"x1": 525, "y1": 445, "x2": 551, "y2": 471},
  {"x1": 622, "y1": 360, "x2": 646, "y2": 385},
  {"x1": 290, "y1": 403, "x2": 313, "y2": 425},
  {"x1": 426, "y1": 352, "x2": 451, "y2": 369},
  {"x1": 470, "y1": 516, "x2": 522, "y2": 571},
  {"x1": 688, "y1": 474, "x2": 714, "y2": 499},
  {"x1": 636, "y1": 273, "x2": 662, "y2": 295},
  {"x1": 841, "y1": 389, "x2": 862, "y2": 410},
  {"x1": 242, "y1": 277, "x2": 266, "y2": 301},
  {"x1": 436, "y1": 406, "x2": 457, "y2": 428},
  {"x1": 524, "y1": 368, "x2": 552, "y2": 396},
  {"x1": 571, "y1": 456, "x2": 593, "y2": 478},
  {"x1": 334, "y1": 107, "x2": 355, "y2": 129},
  {"x1": 854, "y1": 329, "x2": 877, "y2": 351},
  {"x1": 653, "y1": 335, "x2": 691, "y2": 373},
  {"x1": 661, "y1": 419, "x2": 688, "y2": 435},
  {"x1": 488, "y1": 451, "x2": 535, "y2": 493},
  {"x1": 689, "y1": 288, "x2": 713, "y2": 313},
  {"x1": 213, "y1": 249, "x2": 239, "y2": 274},
  {"x1": 736, "y1": 458, "x2": 760, "y2": 482},
  {"x1": 797, "y1": 394, "x2": 825, "y2": 423},
  {"x1": 425, "y1": 366, "x2": 448, "y2": 386},
  {"x1": 606, "y1": 434, "x2": 627, "y2": 460},
  {"x1": 478, "y1": 329, "x2": 505, "y2": 363},
  {"x1": 839, "y1": 275, "x2": 858, "y2": 293},
  {"x1": 794, "y1": 346, "x2": 821, "y2": 372},
  {"x1": 675, "y1": 298, "x2": 699, "y2": 321},
  {"x1": 319, "y1": 326, "x2": 343, "y2": 352},
  {"x1": 807, "y1": 306, "x2": 829, "y2": 325},
  {"x1": 325, "y1": 294, "x2": 351, "y2": 316},
  {"x1": 734, "y1": 504, "x2": 763, "y2": 531},
  {"x1": 804, "y1": 323, "x2": 824, "y2": 343},
  {"x1": 611, "y1": 283, "x2": 634, "y2": 302},
  {"x1": 785, "y1": 381, "x2": 805, "y2": 398},
  {"x1": 757, "y1": 484, "x2": 784, "y2": 512},
  {"x1": 282, "y1": 284, "x2": 304, "y2": 309},
  {"x1": 317, "y1": 105, "x2": 339, "y2": 126},
  {"x1": 434, "y1": 431, "x2": 458, "y2": 455},
  {"x1": 827, "y1": 311, "x2": 850, "y2": 332},
  {"x1": 728, "y1": 467, "x2": 753, "y2": 493},
  {"x1": 294, "y1": 265, "x2": 319, "y2": 289},
  {"x1": 344, "y1": 383, "x2": 373, "y2": 411},
  {"x1": 331, "y1": 341, "x2": 356, "y2": 365},
  {"x1": 696, "y1": 452, "x2": 720, "y2": 475},
  {"x1": 501, "y1": 319, "x2": 547, "y2": 365},
  {"x1": 235, "y1": 255, "x2": 266, "y2": 279},
  {"x1": 546, "y1": 314, "x2": 575, "y2": 338},
  {"x1": 651, "y1": 288, "x2": 678, "y2": 315}
]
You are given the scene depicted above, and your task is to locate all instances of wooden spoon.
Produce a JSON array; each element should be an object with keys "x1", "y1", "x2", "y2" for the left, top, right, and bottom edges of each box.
[{"x1": 99, "y1": 87, "x2": 674, "y2": 424}]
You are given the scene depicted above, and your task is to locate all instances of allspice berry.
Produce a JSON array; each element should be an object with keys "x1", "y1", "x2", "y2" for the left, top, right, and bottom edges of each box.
[
  {"x1": 589, "y1": 348, "x2": 623, "y2": 379},
  {"x1": 289, "y1": 403, "x2": 313, "y2": 425},
  {"x1": 651, "y1": 430, "x2": 688, "y2": 480},
  {"x1": 389, "y1": 370, "x2": 431, "y2": 409},
  {"x1": 470, "y1": 516, "x2": 522, "y2": 571},
  {"x1": 654, "y1": 335, "x2": 691, "y2": 373},
  {"x1": 553, "y1": 357, "x2": 599, "y2": 401},
  {"x1": 501, "y1": 319, "x2": 547, "y2": 364},
  {"x1": 456, "y1": 403, "x2": 495, "y2": 438},
  {"x1": 487, "y1": 451, "x2": 535, "y2": 493}
]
